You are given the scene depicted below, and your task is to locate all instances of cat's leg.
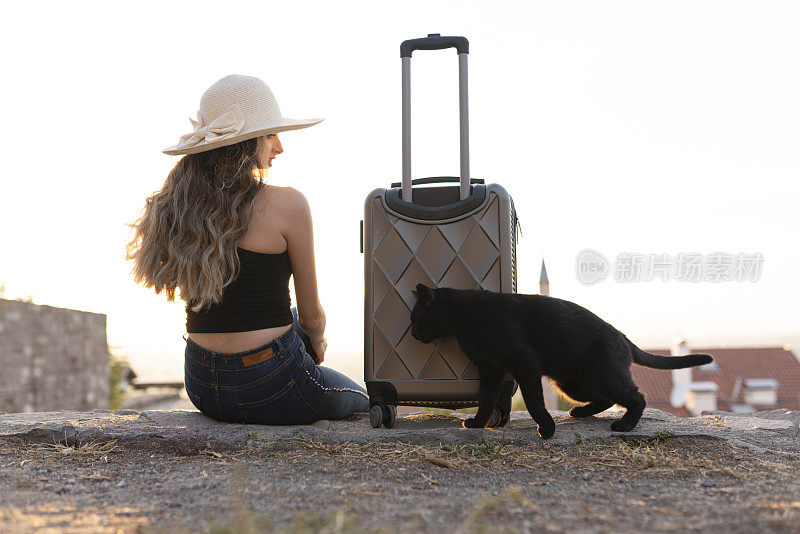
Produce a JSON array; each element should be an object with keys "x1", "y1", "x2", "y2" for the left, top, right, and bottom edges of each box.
[
  {"x1": 597, "y1": 368, "x2": 646, "y2": 431},
  {"x1": 504, "y1": 348, "x2": 556, "y2": 438},
  {"x1": 516, "y1": 375, "x2": 556, "y2": 439},
  {"x1": 610, "y1": 388, "x2": 646, "y2": 432},
  {"x1": 505, "y1": 357, "x2": 554, "y2": 438},
  {"x1": 569, "y1": 401, "x2": 614, "y2": 418},
  {"x1": 463, "y1": 363, "x2": 505, "y2": 429}
]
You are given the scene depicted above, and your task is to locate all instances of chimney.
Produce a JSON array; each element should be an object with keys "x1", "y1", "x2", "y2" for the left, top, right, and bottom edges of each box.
[
  {"x1": 743, "y1": 379, "x2": 778, "y2": 408},
  {"x1": 539, "y1": 259, "x2": 549, "y2": 296},
  {"x1": 685, "y1": 381, "x2": 718, "y2": 416},
  {"x1": 669, "y1": 339, "x2": 692, "y2": 408}
]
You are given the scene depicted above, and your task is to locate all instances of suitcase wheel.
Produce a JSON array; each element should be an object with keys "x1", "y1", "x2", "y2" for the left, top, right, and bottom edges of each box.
[
  {"x1": 369, "y1": 405, "x2": 383, "y2": 428},
  {"x1": 383, "y1": 404, "x2": 396, "y2": 428},
  {"x1": 369, "y1": 404, "x2": 397, "y2": 428}
]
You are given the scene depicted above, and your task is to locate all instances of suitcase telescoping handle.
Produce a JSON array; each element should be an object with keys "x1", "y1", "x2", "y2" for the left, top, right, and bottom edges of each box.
[{"x1": 400, "y1": 34, "x2": 470, "y2": 202}]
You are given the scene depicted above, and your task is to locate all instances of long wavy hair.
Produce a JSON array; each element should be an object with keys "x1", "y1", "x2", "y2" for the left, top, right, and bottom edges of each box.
[{"x1": 126, "y1": 137, "x2": 266, "y2": 312}]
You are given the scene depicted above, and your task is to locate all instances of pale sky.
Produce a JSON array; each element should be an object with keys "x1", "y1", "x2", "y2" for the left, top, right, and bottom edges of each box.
[{"x1": 1, "y1": 1, "x2": 798, "y2": 380}]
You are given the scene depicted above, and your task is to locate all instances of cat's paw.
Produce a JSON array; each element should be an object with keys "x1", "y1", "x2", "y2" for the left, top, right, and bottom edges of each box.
[
  {"x1": 537, "y1": 420, "x2": 556, "y2": 440},
  {"x1": 463, "y1": 417, "x2": 486, "y2": 429},
  {"x1": 569, "y1": 405, "x2": 593, "y2": 418},
  {"x1": 610, "y1": 419, "x2": 636, "y2": 432}
]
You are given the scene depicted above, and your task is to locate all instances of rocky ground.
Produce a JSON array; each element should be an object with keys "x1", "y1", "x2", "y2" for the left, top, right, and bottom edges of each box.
[{"x1": 0, "y1": 407, "x2": 799, "y2": 533}]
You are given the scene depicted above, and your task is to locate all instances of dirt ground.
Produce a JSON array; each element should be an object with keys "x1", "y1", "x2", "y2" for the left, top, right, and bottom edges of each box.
[{"x1": 1, "y1": 422, "x2": 799, "y2": 533}]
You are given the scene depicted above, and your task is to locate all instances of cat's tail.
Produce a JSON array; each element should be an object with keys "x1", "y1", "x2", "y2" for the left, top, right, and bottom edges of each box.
[{"x1": 628, "y1": 341, "x2": 713, "y2": 369}]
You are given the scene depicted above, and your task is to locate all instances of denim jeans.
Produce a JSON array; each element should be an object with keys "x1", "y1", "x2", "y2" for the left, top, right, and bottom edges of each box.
[{"x1": 183, "y1": 310, "x2": 369, "y2": 425}]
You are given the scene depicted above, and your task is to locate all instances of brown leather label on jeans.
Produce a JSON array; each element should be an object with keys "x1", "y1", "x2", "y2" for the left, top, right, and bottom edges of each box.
[{"x1": 242, "y1": 348, "x2": 275, "y2": 367}]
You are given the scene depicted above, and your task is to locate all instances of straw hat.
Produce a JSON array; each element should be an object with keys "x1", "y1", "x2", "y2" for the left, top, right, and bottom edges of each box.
[{"x1": 163, "y1": 74, "x2": 323, "y2": 155}]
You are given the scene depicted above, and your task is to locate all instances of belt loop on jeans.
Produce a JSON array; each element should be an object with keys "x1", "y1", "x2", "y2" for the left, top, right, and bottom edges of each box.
[
  {"x1": 208, "y1": 354, "x2": 217, "y2": 374},
  {"x1": 278, "y1": 329, "x2": 291, "y2": 354}
]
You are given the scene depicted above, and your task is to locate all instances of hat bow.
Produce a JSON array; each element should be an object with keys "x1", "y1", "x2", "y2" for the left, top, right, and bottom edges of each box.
[{"x1": 175, "y1": 104, "x2": 246, "y2": 151}]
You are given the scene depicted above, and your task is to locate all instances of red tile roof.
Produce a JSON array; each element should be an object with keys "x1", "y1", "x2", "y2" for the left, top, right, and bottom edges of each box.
[{"x1": 631, "y1": 346, "x2": 800, "y2": 415}]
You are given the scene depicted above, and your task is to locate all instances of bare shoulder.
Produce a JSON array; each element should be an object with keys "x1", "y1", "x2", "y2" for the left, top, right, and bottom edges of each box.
[
  {"x1": 253, "y1": 185, "x2": 304, "y2": 215},
  {"x1": 272, "y1": 187, "x2": 311, "y2": 225},
  {"x1": 257, "y1": 186, "x2": 311, "y2": 233},
  {"x1": 259, "y1": 185, "x2": 306, "y2": 212},
  {"x1": 239, "y1": 186, "x2": 308, "y2": 252}
]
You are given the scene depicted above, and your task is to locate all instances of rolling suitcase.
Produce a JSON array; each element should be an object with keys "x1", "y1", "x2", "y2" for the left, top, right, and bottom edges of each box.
[{"x1": 362, "y1": 35, "x2": 518, "y2": 428}]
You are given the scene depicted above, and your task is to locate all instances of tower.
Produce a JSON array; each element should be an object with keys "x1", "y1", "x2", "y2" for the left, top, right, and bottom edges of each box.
[
  {"x1": 537, "y1": 258, "x2": 558, "y2": 409},
  {"x1": 539, "y1": 259, "x2": 549, "y2": 296}
]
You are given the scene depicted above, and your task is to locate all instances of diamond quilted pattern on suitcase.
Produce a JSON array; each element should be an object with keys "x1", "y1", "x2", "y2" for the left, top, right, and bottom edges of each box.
[
  {"x1": 371, "y1": 200, "x2": 394, "y2": 251},
  {"x1": 415, "y1": 227, "x2": 456, "y2": 282},
  {"x1": 438, "y1": 336, "x2": 472, "y2": 377},
  {"x1": 372, "y1": 328, "x2": 394, "y2": 374},
  {"x1": 418, "y1": 351, "x2": 457, "y2": 379},
  {"x1": 394, "y1": 219, "x2": 431, "y2": 253},
  {"x1": 395, "y1": 257, "x2": 436, "y2": 309},
  {"x1": 462, "y1": 360, "x2": 480, "y2": 379},
  {"x1": 396, "y1": 329, "x2": 436, "y2": 377},
  {"x1": 373, "y1": 289, "x2": 410, "y2": 347},
  {"x1": 439, "y1": 215, "x2": 478, "y2": 250},
  {"x1": 439, "y1": 256, "x2": 480, "y2": 290},
  {"x1": 478, "y1": 198, "x2": 501, "y2": 244},
  {"x1": 460, "y1": 225, "x2": 499, "y2": 281},
  {"x1": 373, "y1": 228, "x2": 413, "y2": 283},
  {"x1": 376, "y1": 352, "x2": 412, "y2": 379},
  {"x1": 481, "y1": 258, "x2": 501, "y2": 291},
  {"x1": 369, "y1": 194, "x2": 504, "y2": 381},
  {"x1": 372, "y1": 265, "x2": 393, "y2": 312}
]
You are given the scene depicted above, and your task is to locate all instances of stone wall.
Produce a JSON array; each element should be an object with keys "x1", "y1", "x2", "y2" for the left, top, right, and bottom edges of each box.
[{"x1": 0, "y1": 299, "x2": 108, "y2": 412}]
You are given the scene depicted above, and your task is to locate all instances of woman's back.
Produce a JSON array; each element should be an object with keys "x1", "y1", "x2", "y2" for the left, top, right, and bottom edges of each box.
[{"x1": 188, "y1": 184, "x2": 321, "y2": 353}]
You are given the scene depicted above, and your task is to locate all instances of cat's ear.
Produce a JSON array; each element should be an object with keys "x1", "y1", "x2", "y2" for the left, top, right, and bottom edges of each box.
[{"x1": 415, "y1": 283, "x2": 434, "y2": 306}]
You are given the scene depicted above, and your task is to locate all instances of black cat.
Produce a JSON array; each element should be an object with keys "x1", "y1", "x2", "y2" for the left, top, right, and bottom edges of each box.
[{"x1": 410, "y1": 284, "x2": 713, "y2": 439}]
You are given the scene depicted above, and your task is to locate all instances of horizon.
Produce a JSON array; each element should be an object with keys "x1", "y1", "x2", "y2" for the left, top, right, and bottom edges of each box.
[{"x1": 1, "y1": 289, "x2": 796, "y2": 382}]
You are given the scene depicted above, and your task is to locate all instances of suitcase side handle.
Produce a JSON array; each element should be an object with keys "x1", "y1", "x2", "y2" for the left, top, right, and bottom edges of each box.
[
  {"x1": 401, "y1": 34, "x2": 471, "y2": 203},
  {"x1": 390, "y1": 177, "x2": 484, "y2": 188},
  {"x1": 400, "y1": 34, "x2": 469, "y2": 58}
]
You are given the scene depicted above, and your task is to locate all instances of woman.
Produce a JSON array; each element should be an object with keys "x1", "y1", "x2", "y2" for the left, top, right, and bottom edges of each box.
[{"x1": 126, "y1": 74, "x2": 369, "y2": 424}]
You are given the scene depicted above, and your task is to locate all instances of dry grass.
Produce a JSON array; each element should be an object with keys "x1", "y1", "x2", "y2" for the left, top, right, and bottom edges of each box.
[
  {"x1": 0, "y1": 438, "x2": 119, "y2": 460},
  {"x1": 566, "y1": 435, "x2": 747, "y2": 479},
  {"x1": 243, "y1": 428, "x2": 528, "y2": 471},
  {"x1": 241, "y1": 429, "x2": 755, "y2": 480},
  {"x1": 237, "y1": 430, "x2": 767, "y2": 488}
]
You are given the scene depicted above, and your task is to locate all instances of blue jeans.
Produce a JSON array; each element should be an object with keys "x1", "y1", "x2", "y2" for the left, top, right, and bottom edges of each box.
[{"x1": 183, "y1": 310, "x2": 369, "y2": 425}]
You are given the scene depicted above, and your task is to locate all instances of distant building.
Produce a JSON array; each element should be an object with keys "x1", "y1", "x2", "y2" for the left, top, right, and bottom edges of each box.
[
  {"x1": 0, "y1": 299, "x2": 109, "y2": 412},
  {"x1": 632, "y1": 343, "x2": 800, "y2": 416}
]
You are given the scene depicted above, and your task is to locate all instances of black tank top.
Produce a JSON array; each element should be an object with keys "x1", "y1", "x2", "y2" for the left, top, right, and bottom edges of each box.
[{"x1": 185, "y1": 247, "x2": 293, "y2": 333}]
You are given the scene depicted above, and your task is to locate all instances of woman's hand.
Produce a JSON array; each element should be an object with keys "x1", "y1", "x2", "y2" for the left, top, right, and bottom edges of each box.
[{"x1": 311, "y1": 336, "x2": 327, "y2": 364}]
